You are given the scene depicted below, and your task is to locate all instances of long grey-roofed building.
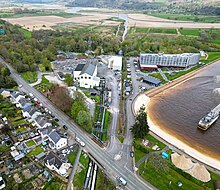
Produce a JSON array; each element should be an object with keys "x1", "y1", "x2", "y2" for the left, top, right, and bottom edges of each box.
[{"x1": 140, "y1": 53, "x2": 201, "y2": 70}]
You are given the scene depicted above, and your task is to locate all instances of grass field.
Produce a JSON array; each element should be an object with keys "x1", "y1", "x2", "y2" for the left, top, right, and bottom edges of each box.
[
  {"x1": 68, "y1": 150, "x2": 78, "y2": 165},
  {"x1": 179, "y1": 28, "x2": 200, "y2": 36},
  {"x1": 149, "y1": 28, "x2": 177, "y2": 34},
  {"x1": 139, "y1": 157, "x2": 217, "y2": 190},
  {"x1": 149, "y1": 13, "x2": 220, "y2": 23},
  {"x1": 102, "y1": 110, "x2": 112, "y2": 141},
  {"x1": 21, "y1": 71, "x2": 37, "y2": 83},
  {"x1": 18, "y1": 28, "x2": 32, "y2": 38}
]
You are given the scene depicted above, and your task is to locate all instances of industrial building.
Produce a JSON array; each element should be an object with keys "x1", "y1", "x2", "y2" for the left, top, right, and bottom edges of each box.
[{"x1": 140, "y1": 53, "x2": 201, "y2": 70}]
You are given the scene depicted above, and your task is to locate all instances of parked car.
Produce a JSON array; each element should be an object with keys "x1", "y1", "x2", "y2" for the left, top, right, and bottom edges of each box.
[
  {"x1": 55, "y1": 118, "x2": 59, "y2": 122},
  {"x1": 130, "y1": 151, "x2": 134, "y2": 158},
  {"x1": 63, "y1": 125, "x2": 68, "y2": 130}
]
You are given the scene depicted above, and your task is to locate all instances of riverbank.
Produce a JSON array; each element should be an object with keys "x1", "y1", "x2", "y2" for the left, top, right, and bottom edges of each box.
[{"x1": 133, "y1": 93, "x2": 220, "y2": 170}]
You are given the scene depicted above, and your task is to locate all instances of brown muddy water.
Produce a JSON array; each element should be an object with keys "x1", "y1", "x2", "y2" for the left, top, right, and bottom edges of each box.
[{"x1": 148, "y1": 61, "x2": 220, "y2": 159}]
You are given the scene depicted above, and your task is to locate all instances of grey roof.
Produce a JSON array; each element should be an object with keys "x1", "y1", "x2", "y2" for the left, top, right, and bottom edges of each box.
[
  {"x1": 36, "y1": 152, "x2": 46, "y2": 159},
  {"x1": 80, "y1": 63, "x2": 96, "y2": 76},
  {"x1": 29, "y1": 107, "x2": 38, "y2": 116},
  {"x1": 23, "y1": 105, "x2": 32, "y2": 113},
  {"x1": 44, "y1": 151, "x2": 63, "y2": 169},
  {"x1": 36, "y1": 116, "x2": 50, "y2": 127},
  {"x1": 40, "y1": 126, "x2": 53, "y2": 136},
  {"x1": 11, "y1": 91, "x2": 23, "y2": 99},
  {"x1": 49, "y1": 131, "x2": 61, "y2": 143},
  {"x1": 75, "y1": 64, "x2": 85, "y2": 71},
  {"x1": 143, "y1": 76, "x2": 161, "y2": 85},
  {"x1": 19, "y1": 98, "x2": 31, "y2": 107}
]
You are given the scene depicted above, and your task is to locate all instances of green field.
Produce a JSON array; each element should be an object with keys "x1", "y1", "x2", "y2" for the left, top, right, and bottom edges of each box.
[
  {"x1": 21, "y1": 71, "x2": 37, "y2": 83},
  {"x1": 68, "y1": 150, "x2": 78, "y2": 165},
  {"x1": 179, "y1": 28, "x2": 200, "y2": 36},
  {"x1": 18, "y1": 28, "x2": 32, "y2": 38},
  {"x1": 26, "y1": 140, "x2": 36, "y2": 147},
  {"x1": 139, "y1": 157, "x2": 218, "y2": 190},
  {"x1": 135, "y1": 27, "x2": 150, "y2": 33},
  {"x1": 149, "y1": 13, "x2": 220, "y2": 23},
  {"x1": 149, "y1": 28, "x2": 177, "y2": 34}
]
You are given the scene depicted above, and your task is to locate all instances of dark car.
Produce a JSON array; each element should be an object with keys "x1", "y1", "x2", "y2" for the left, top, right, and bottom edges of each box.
[
  {"x1": 63, "y1": 125, "x2": 68, "y2": 130},
  {"x1": 55, "y1": 118, "x2": 59, "y2": 122},
  {"x1": 51, "y1": 114, "x2": 55, "y2": 118},
  {"x1": 130, "y1": 151, "x2": 134, "y2": 158}
]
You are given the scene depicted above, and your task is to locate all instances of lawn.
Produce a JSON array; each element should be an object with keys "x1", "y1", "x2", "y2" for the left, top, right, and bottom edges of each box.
[
  {"x1": 18, "y1": 28, "x2": 32, "y2": 38},
  {"x1": 11, "y1": 119, "x2": 27, "y2": 127},
  {"x1": 134, "y1": 134, "x2": 166, "y2": 163},
  {"x1": 149, "y1": 28, "x2": 177, "y2": 34},
  {"x1": 148, "y1": 73, "x2": 167, "y2": 84},
  {"x1": 16, "y1": 126, "x2": 27, "y2": 133},
  {"x1": 179, "y1": 28, "x2": 200, "y2": 36},
  {"x1": 26, "y1": 140, "x2": 36, "y2": 147},
  {"x1": 43, "y1": 177, "x2": 65, "y2": 190},
  {"x1": 68, "y1": 150, "x2": 78, "y2": 165},
  {"x1": 21, "y1": 71, "x2": 37, "y2": 83},
  {"x1": 102, "y1": 110, "x2": 112, "y2": 141},
  {"x1": 35, "y1": 75, "x2": 54, "y2": 92},
  {"x1": 27, "y1": 145, "x2": 44, "y2": 157},
  {"x1": 139, "y1": 158, "x2": 214, "y2": 190},
  {"x1": 202, "y1": 52, "x2": 220, "y2": 64},
  {"x1": 0, "y1": 145, "x2": 10, "y2": 154}
]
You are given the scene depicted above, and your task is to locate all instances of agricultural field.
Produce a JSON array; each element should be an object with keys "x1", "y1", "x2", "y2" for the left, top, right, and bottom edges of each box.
[
  {"x1": 149, "y1": 13, "x2": 220, "y2": 23},
  {"x1": 179, "y1": 28, "x2": 200, "y2": 36}
]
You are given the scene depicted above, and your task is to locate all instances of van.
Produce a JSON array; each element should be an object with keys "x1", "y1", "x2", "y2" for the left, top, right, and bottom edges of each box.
[{"x1": 117, "y1": 176, "x2": 127, "y2": 186}]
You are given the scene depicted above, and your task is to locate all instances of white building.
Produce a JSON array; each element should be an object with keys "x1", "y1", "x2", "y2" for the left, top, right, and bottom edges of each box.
[
  {"x1": 140, "y1": 53, "x2": 201, "y2": 70},
  {"x1": 44, "y1": 151, "x2": 70, "y2": 177},
  {"x1": 40, "y1": 126, "x2": 67, "y2": 150},
  {"x1": 100, "y1": 55, "x2": 123, "y2": 71},
  {"x1": 74, "y1": 63, "x2": 100, "y2": 88}
]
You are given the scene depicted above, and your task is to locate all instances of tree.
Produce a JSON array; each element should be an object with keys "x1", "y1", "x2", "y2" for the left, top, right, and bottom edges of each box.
[
  {"x1": 130, "y1": 105, "x2": 149, "y2": 139},
  {"x1": 64, "y1": 74, "x2": 73, "y2": 86},
  {"x1": 1, "y1": 67, "x2": 10, "y2": 76},
  {"x1": 50, "y1": 85, "x2": 73, "y2": 113},
  {"x1": 76, "y1": 110, "x2": 92, "y2": 132},
  {"x1": 71, "y1": 92, "x2": 87, "y2": 119}
]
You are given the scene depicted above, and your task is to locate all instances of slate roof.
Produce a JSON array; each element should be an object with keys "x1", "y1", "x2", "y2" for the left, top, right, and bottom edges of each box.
[
  {"x1": 19, "y1": 98, "x2": 31, "y2": 107},
  {"x1": 49, "y1": 131, "x2": 61, "y2": 144},
  {"x1": 40, "y1": 126, "x2": 53, "y2": 136},
  {"x1": 44, "y1": 151, "x2": 63, "y2": 169},
  {"x1": 80, "y1": 63, "x2": 96, "y2": 76},
  {"x1": 35, "y1": 116, "x2": 50, "y2": 127},
  {"x1": 75, "y1": 64, "x2": 85, "y2": 71},
  {"x1": 11, "y1": 91, "x2": 23, "y2": 99}
]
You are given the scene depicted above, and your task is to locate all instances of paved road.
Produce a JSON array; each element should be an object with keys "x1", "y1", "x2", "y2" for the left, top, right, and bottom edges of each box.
[{"x1": 0, "y1": 57, "x2": 156, "y2": 190}]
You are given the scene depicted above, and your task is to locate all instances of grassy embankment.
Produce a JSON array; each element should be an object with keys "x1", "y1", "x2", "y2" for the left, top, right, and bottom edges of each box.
[
  {"x1": 21, "y1": 71, "x2": 37, "y2": 83},
  {"x1": 18, "y1": 28, "x2": 32, "y2": 38}
]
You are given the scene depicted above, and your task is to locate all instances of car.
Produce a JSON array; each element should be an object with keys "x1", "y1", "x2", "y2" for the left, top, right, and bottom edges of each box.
[
  {"x1": 63, "y1": 125, "x2": 68, "y2": 130},
  {"x1": 36, "y1": 101, "x2": 40, "y2": 104},
  {"x1": 129, "y1": 98, "x2": 132, "y2": 101},
  {"x1": 130, "y1": 151, "x2": 134, "y2": 158},
  {"x1": 51, "y1": 114, "x2": 55, "y2": 118},
  {"x1": 62, "y1": 149, "x2": 68, "y2": 154},
  {"x1": 18, "y1": 84, "x2": 23, "y2": 88},
  {"x1": 55, "y1": 118, "x2": 59, "y2": 122}
]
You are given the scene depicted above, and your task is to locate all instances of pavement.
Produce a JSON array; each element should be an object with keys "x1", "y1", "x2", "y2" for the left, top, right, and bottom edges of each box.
[{"x1": 0, "y1": 56, "x2": 156, "y2": 190}]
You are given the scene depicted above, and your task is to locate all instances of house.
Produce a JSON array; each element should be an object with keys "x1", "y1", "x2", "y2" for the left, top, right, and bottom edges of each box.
[
  {"x1": 40, "y1": 126, "x2": 67, "y2": 150},
  {"x1": 0, "y1": 89, "x2": 11, "y2": 98},
  {"x1": 34, "y1": 116, "x2": 52, "y2": 129},
  {"x1": 10, "y1": 92, "x2": 25, "y2": 104},
  {"x1": 22, "y1": 106, "x2": 41, "y2": 121},
  {"x1": 44, "y1": 151, "x2": 70, "y2": 177},
  {"x1": 17, "y1": 98, "x2": 32, "y2": 109},
  {"x1": 74, "y1": 63, "x2": 100, "y2": 88}
]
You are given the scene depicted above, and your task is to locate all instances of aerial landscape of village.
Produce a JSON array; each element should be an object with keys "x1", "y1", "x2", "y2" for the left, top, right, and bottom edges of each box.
[{"x1": 0, "y1": 0, "x2": 220, "y2": 189}]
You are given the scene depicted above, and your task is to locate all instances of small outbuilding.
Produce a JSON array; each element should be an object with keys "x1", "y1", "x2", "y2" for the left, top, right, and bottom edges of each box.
[{"x1": 143, "y1": 76, "x2": 161, "y2": 87}]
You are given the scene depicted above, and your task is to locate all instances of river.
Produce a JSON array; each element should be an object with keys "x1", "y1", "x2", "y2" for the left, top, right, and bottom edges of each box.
[{"x1": 148, "y1": 61, "x2": 220, "y2": 160}]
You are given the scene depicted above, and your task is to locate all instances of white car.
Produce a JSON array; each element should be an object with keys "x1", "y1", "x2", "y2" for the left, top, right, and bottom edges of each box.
[{"x1": 18, "y1": 84, "x2": 23, "y2": 88}]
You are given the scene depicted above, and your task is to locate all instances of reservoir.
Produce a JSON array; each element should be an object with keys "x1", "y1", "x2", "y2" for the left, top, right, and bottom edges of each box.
[{"x1": 148, "y1": 61, "x2": 220, "y2": 160}]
